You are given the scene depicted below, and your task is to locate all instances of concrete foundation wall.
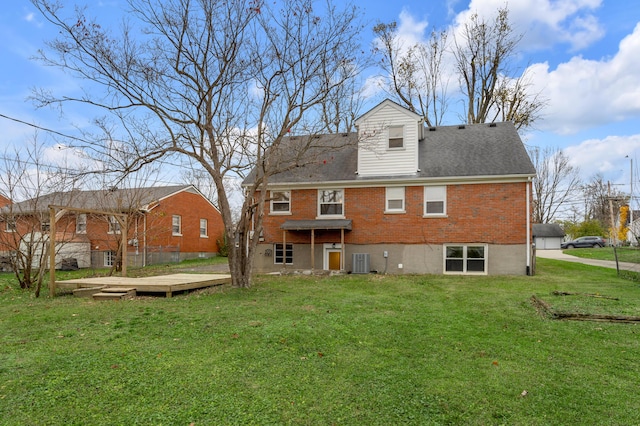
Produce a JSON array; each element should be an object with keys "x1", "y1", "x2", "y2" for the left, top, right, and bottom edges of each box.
[{"x1": 253, "y1": 243, "x2": 530, "y2": 275}]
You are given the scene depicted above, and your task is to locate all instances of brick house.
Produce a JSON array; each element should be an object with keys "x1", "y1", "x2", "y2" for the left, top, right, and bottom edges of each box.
[
  {"x1": 0, "y1": 185, "x2": 224, "y2": 268},
  {"x1": 247, "y1": 99, "x2": 536, "y2": 275}
]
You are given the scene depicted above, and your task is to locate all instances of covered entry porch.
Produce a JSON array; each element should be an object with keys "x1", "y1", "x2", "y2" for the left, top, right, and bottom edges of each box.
[{"x1": 280, "y1": 219, "x2": 352, "y2": 271}]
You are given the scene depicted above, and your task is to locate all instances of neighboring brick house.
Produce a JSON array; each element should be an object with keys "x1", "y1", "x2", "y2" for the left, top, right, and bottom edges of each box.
[
  {"x1": 0, "y1": 185, "x2": 224, "y2": 268},
  {"x1": 247, "y1": 99, "x2": 536, "y2": 275},
  {"x1": 0, "y1": 193, "x2": 11, "y2": 208}
]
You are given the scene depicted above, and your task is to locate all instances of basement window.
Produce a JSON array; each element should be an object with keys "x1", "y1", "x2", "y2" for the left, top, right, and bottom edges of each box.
[
  {"x1": 444, "y1": 245, "x2": 487, "y2": 274},
  {"x1": 104, "y1": 251, "x2": 116, "y2": 267},
  {"x1": 274, "y1": 243, "x2": 293, "y2": 265}
]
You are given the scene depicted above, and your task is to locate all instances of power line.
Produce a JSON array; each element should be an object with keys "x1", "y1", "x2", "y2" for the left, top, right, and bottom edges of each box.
[{"x1": 0, "y1": 113, "x2": 90, "y2": 144}]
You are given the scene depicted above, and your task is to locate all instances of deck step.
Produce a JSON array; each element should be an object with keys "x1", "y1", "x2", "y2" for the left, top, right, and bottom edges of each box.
[
  {"x1": 73, "y1": 286, "x2": 107, "y2": 298},
  {"x1": 92, "y1": 287, "x2": 136, "y2": 300}
]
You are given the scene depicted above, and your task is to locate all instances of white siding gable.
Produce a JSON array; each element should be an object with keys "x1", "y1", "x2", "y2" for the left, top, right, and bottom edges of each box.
[{"x1": 355, "y1": 100, "x2": 421, "y2": 177}]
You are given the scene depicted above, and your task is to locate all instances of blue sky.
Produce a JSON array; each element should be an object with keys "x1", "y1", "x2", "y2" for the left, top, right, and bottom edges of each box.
[{"x1": 2, "y1": 0, "x2": 640, "y2": 206}]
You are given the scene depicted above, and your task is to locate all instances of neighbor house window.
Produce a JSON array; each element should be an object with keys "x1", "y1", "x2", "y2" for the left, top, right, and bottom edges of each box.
[
  {"x1": 271, "y1": 190, "x2": 291, "y2": 214},
  {"x1": 200, "y1": 218, "x2": 208, "y2": 237},
  {"x1": 274, "y1": 243, "x2": 293, "y2": 264},
  {"x1": 108, "y1": 216, "x2": 121, "y2": 234},
  {"x1": 5, "y1": 217, "x2": 16, "y2": 232},
  {"x1": 318, "y1": 189, "x2": 344, "y2": 217},
  {"x1": 424, "y1": 186, "x2": 446, "y2": 216},
  {"x1": 41, "y1": 221, "x2": 50, "y2": 232},
  {"x1": 172, "y1": 215, "x2": 182, "y2": 235},
  {"x1": 385, "y1": 187, "x2": 405, "y2": 212},
  {"x1": 76, "y1": 213, "x2": 87, "y2": 234},
  {"x1": 388, "y1": 126, "x2": 404, "y2": 149},
  {"x1": 104, "y1": 250, "x2": 116, "y2": 267},
  {"x1": 444, "y1": 245, "x2": 487, "y2": 274}
]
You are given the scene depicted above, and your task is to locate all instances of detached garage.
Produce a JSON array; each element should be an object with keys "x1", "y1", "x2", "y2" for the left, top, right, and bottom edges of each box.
[{"x1": 532, "y1": 224, "x2": 565, "y2": 250}]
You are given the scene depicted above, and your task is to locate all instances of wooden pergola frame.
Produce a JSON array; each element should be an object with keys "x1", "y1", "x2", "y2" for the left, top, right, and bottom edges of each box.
[{"x1": 48, "y1": 205, "x2": 128, "y2": 297}]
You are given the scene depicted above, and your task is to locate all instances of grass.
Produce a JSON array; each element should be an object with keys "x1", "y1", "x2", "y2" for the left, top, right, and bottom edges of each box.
[
  {"x1": 1, "y1": 258, "x2": 640, "y2": 425},
  {"x1": 564, "y1": 246, "x2": 640, "y2": 263}
]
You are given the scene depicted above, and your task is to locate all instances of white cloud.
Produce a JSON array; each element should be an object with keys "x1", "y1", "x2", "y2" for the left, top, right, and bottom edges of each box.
[
  {"x1": 456, "y1": 0, "x2": 604, "y2": 52},
  {"x1": 563, "y1": 134, "x2": 640, "y2": 180},
  {"x1": 528, "y1": 23, "x2": 640, "y2": 134},
  {"x1": 395, "y1": 9, "x2": 430, "y2": 47}
]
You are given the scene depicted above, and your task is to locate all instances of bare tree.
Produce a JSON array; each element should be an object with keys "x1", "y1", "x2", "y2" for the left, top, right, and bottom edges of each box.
[
  {"x1": 319, "y1": 62, "x2": 367, "y2": 133},
  {"x1": 583, "y1": 174, "x2": 628, "y2": 230},
  {"x1": 373, "y1": 22, "x2": 449, "y2": 127},
  {"x1": 31, "y1": 0, "x2": 365, "y2": 288},
  {"x1": 0, "y1": 137, "x2": 81, "y2": 296},
  {"x1": 530, "y1": 146, "x2": 582, "y2": 223},
  {"x1": 452, "y1": 7, "x2": 545, "y2": 130},
  {"x1": 374, "y1": 7, "x2": 544, "y2": 130}
]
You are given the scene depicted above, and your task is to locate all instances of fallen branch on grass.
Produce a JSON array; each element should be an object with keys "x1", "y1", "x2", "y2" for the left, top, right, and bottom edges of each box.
[
  {"x1": 530, "y1": 295, "x2": 640, "y2": 323},
  {"x1": 552, "y1": 291, "x2": 619, "y2": 300}
]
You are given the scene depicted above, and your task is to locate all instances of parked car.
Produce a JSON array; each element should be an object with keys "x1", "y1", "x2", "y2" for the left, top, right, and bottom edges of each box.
[{"x1": 561, "y1": 236, "x2": 607, "y2": 249}]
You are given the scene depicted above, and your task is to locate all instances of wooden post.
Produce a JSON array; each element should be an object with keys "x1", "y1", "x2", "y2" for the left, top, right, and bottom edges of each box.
[
  {"x1": 49, "y1": 207, "x2": 56, "y2": 298},
  {"x1": 340, "y1": 228, "x2": 345, "y2": 270},
  {"x1": 311, "y1": 229, "x2": 315, "y2": 270},
  {"x1": 282, "y1": 230, "x2": 287, "y2": 269},
  {"x1": 121, "y1": 216, "x2": 128, "y2": 277}
]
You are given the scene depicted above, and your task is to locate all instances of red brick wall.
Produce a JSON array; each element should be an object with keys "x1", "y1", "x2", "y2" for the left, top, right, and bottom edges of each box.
[
  {"x1": 262, "y1": 182, "x2": 530, "y2": 245},
  {"x1": 65, "y1": 191, "x2": 224, "y2": 254},
  {"x1": 143, "y1": 191, "x2": 224, "y2": 253}
]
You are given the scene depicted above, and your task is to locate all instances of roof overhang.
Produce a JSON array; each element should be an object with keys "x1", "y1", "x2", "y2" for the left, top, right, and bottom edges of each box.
[
  {"x1": 280, "y1": 219, "x2": 352, "y2": 231},
  {"x1": 257, "y1": 174, "x2": 536, "y2": 191}
]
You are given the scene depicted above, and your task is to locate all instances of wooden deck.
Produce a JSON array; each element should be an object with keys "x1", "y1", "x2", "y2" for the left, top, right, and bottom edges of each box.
[{"x1": 56, "y1": 273, "x2": 231, "y2": 297}]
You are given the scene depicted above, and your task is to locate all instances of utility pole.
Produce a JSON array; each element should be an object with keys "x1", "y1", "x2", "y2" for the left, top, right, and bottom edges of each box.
[{"x1": 630, "y1": 157, "x2": 634, "y2": 244}]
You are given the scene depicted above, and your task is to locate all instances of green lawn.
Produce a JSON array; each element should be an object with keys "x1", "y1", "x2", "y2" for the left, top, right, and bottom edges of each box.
[
  {"x1": 564, "y1": 246, "x2": 640, "y2": 263},
  {"x1": 1, "y1": 259, "x2": 640, "y2": 425}
]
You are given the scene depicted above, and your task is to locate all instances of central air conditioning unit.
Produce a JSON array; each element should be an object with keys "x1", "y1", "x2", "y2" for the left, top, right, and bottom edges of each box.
[{"x1": 352, "y1": 253, "x2": 370, "y2": 274}]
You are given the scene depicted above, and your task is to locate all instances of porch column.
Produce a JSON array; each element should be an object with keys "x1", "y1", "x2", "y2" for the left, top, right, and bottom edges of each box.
[
  {"x1": 282, "y1": 230, "x2": 287, "y2": 270},
  {"x1": 311, "y1": 229, "x2": 315, "y2": 270},
  {"x1": 340, "y1": 228, "x2": 345, "y2": 270}
]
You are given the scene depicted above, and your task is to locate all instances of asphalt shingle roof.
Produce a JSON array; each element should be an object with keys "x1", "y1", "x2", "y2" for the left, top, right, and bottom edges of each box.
[
  {"x1": 532, "y1": 223, "x2": 565, "y2": 238},
  {"x1": 5, "y1": 185, "x2": 196, "y2": 214},
  {"x1": 260, "y1": 121, "x2": 535, "y2": 185}
]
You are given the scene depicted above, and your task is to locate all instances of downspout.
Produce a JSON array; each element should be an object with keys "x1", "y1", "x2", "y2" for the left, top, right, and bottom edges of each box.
[{"x1": 526, "y1": 177, "x2": 532, "y2": 275}]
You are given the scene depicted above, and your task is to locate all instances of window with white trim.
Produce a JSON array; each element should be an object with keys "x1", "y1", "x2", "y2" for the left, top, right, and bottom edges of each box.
[
  {"x1": 424, "y1": 186, "x2": 446, "y2": 216},
  {"x1": 5, "y1": 217, "x2": 16, "y2": 232},
  {"x1": 385, "y1": 187, "x2": 405, "y2": 212},
  {"x1": 104, "y1": 250, "x2": 116, "y2": 267},
  {"x1": 200, "y1": 218, "x2": 208, "y2": 237},
  {"x1": 76, "y1": 213, "x2": 87, "y2": 234},
  {"x1": 318, "y1": 189, "x2": 344, "y2": 217},
  {"x1": 388, "y1": 126, "x2": 404, "y2": 149},
  {"x1": 445, "y1": 245, "x2": 487, "y2": 274},
  {"x1": 270, "y1": 190, "x2": 291, "y2": 214},
  {"x1": 108, "y1": 216, "x2": 121, "y2": 234},
  {"x1": 172, "y1": 215, "x2": 182, "y2": 235},
  {"x1": 274, "y1": 243, "x2": 293, "y2": 264}
]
